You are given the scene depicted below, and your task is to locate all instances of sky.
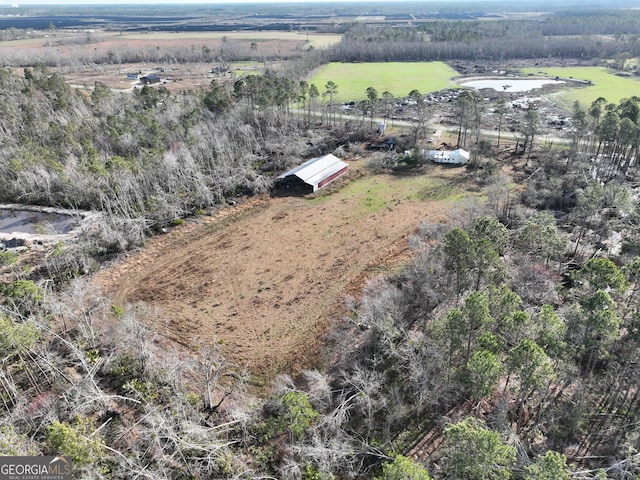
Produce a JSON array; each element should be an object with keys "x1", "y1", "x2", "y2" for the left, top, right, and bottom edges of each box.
[
  {"x1": 4, "y1": 0, "x2": 391, "y2": 4},
  {"x1": 4, "y1": 0, "x2": 596, "y2": 10},
  {"x1": 3, "y1": 0, "x2": 400, "y2": 5}
]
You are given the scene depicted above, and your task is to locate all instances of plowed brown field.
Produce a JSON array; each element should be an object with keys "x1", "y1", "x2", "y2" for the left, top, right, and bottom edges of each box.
[{"x1": 94, "y1": 164, "x2": 470, "y2": 380}]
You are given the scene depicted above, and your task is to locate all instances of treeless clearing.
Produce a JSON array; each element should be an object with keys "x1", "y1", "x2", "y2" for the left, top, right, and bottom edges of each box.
[
  {"x1": 0, "y1": 30, "x2": 330, "y2": 91},
  {"x1": 309, "y1": 61, "x2": 461, "y2": 101},
  {"x1": 94, "y1": 163, "x2": 475, "y2": 383},
  {"x1": 522, "y1": 65, "x2": 640, "y2": 107}
]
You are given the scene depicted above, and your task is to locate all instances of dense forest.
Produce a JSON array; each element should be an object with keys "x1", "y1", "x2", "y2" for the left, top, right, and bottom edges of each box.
[
  {"x1": 325, "y1": 13, "x2": 640, "y2": 63},
  {"x1": 3, "y1": 5, "x2": 640, "y2": 479}
]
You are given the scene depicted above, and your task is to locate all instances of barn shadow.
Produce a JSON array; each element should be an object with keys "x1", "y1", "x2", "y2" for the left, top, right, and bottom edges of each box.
[{"x1": 271, "y1": 177, "x2": 314, "y2": 197}]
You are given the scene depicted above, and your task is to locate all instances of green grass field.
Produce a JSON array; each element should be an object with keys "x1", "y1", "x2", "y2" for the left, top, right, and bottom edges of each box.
[
  {"x1": 522, "y1": 66, "x2": 640, "y2": 107},
  {"x1": 309, "y1": 167, "x2": 466, "y2": 215},
  {"x1": 309, "y1": 62, "x2": 460, "y2": 102}
]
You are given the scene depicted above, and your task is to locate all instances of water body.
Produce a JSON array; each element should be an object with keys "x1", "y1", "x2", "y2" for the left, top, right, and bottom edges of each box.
[
  {"x1": 460, "y1": 78, "x2": 566, "y2": 92},
  {"x1": 0, "y1": 209, "x2": 76, "y2": 234}
]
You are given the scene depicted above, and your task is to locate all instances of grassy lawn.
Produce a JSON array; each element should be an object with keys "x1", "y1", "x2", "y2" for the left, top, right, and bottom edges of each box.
[
  {"x1": 310, "y1": 166, "x2": 466, "y2": 215},
  {"x1": 309, "y1": 62, "x2": 460, "y2": 102},
  {"x1": 522, "y1": 66, "x2": 640, "y2": 106}
]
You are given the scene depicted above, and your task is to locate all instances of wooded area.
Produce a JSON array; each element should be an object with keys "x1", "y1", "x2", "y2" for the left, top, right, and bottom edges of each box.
[{"x1": 2, "y1": 3, "x2": 640, "y2": 479}]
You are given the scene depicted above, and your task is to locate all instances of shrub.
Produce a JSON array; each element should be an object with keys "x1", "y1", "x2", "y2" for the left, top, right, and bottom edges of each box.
[
  {"x1": 46, "y1": 417, "x2": 104, "y2": 468},
  {"x1": 262, "y1": 391, "x2": 320, "y2": 440},
  {"x1": 0, "y1": 250, "x2": 19, "y2": 265},
  {"x1": 376, "y1": 455, "x2": 431, "y2": 480}
]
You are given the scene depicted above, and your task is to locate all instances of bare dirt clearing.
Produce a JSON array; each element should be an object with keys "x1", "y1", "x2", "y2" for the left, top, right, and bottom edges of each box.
[{"x1": 94, "y1": 164, "x2": 473, "y2": 381}]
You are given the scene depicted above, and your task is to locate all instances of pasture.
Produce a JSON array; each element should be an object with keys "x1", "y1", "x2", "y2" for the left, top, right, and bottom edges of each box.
[
  {"x1": 309, "y1": 61, "x2": 460, "y2": 101},
  {"x1": 309, "y1": 164, "x2": 465, "y2": 214},
  {"x1": 522, "y1": 66, "x2": 640, "y2": 106}
]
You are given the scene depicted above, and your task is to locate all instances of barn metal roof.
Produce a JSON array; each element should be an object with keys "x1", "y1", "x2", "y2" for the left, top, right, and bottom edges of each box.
[{"x1": 278, "y1": 154, "x2": 348, "y2": 190}]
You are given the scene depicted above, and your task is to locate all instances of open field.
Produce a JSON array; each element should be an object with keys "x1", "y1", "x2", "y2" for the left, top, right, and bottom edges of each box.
[
  {"x1": 309, "y1": 61, "x2": 460, "y2": 101},
  {"x1": 0, "y1": 30, "x2": 340, "y2": 51},
  {"x1": 93, "y1": 163, "x2": 475, "y2": 383},
  {"x1": 0, "y1": 30, "x2": 320, "y2": 91},
  {"x1": 120, "y1": 31, "x2": 342, "y2": 48},
  {"x1": 522, "y1": 66, "x2": 640, "y2": 106}
]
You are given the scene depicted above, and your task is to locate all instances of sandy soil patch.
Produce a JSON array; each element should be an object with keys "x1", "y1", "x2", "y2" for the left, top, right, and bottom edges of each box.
[{"x1": 93, "y1": 164, "x2": 468, "y2": 381}]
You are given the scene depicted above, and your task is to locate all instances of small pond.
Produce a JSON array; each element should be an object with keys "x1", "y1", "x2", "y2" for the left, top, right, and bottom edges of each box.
[
  {"x1": 460, "y1": 78, "x2": 565, "y2": 92},
  {"x1": 0, "y1": 209, "x2": 77, "y2": 234}
]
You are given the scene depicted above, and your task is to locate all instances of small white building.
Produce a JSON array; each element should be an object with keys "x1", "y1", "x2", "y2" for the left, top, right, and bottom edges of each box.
[{"x1": 424, "y1": 148, "x2": 470, "y2": 165}]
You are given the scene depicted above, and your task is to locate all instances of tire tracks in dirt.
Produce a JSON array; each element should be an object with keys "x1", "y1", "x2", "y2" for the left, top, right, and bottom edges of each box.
[{"x1": 93, "y1": 173, "x2": 458, "y2": 383}]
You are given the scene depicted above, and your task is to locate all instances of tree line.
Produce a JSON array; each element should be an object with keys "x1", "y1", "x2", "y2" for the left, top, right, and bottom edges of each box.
[
  {"x1": 0, "y1": 35, "x2": 306, "y2": 68},
  {"x1": 289, "y1": 11, "x2": 640, "y2": 67},
  {"x1": 326, "y1": 27, "x2": 634, "y2": 63}
]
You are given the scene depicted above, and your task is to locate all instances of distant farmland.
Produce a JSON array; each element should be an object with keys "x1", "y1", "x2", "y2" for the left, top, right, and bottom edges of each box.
[
  {"x1": 309, "y1": 61, "x2": 460, "y2": 101},
  {"x1": 522, "y1": 66, "x2": 640, "y2": 106},
  {"x1": 121, "y1": 31, "x2": 342, "y2": 48}
]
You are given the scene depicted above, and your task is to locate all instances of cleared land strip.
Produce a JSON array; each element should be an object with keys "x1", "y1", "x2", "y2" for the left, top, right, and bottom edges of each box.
[{"x1": 94, "y1": 166, "x2": 468, "y2": 381}]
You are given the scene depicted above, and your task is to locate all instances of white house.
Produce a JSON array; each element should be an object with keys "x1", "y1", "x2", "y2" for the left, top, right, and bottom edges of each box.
[{"x1": 424, "y1": 148, "x2": 470, "y2": 165}]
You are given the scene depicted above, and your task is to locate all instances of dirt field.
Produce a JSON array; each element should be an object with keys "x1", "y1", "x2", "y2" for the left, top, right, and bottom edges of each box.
[
  {"x1": 93, "y1": 163, "x2": 471, "y2": 382},
  {"x1": 61, "y1": 60, "x2": 232, "y2": 92}
]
